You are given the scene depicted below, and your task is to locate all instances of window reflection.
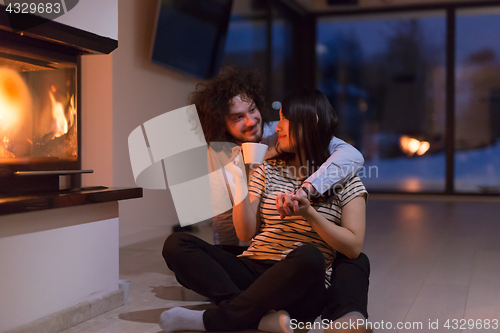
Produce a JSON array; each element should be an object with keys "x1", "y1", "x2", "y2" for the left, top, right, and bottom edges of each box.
[
  {"x1": 455, "y1": 7, "x2": 500, "y2": 193},
  {"x1": 317, "y1": 13, "x2": 446, "y2": 192}
]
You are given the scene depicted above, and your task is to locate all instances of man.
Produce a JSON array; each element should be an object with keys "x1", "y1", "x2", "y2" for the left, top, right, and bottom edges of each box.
[{"x1": 163, "y1": 66, "x2": 371, "y2": 333}]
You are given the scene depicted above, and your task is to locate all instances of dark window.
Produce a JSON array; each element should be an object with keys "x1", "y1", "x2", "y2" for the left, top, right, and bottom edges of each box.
[
  {"x1": 455, "y1": 7, "x2": 500, "y2": 194},
  {"x1": 317, "y1": 13, "x2": 446, "y2": 192}
]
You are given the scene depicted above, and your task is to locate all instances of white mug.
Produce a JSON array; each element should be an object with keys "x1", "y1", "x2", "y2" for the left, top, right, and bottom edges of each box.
[{"x1": 241, "y1": 143, "x2": 268, "y2": 165}]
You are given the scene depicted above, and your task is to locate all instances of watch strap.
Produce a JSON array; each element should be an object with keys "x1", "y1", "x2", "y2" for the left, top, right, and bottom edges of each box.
[{"x1": 299, "y1": 186, "x2": 311, "y2": 200}]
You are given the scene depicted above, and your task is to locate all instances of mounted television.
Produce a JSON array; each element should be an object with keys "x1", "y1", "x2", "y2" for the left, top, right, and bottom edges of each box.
[{"x1": 151, "y1": 0, "x2": 233, "y2": 79}]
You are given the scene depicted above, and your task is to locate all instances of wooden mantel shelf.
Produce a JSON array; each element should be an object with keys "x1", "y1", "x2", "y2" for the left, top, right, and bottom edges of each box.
[{"x1": 0, "y1": 187, "x2": 143, "y2": 216}]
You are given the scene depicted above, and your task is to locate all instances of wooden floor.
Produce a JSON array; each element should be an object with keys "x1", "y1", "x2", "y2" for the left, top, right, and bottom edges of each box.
[{"x1": 60, "y1": 195, "x2": 500, "y2": 333}]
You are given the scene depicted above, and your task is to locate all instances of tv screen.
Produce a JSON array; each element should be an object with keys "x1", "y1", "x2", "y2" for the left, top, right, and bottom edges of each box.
[{"x1": 151, "y1": 0, "x2": 233, "y2": 79}]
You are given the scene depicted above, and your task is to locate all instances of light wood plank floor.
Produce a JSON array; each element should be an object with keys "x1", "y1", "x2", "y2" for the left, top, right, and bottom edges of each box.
[{"x1": 61, "y1": 195, "x2": 500, "y2": 333}]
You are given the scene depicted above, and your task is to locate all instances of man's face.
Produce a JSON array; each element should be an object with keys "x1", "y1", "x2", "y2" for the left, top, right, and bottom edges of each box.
[{"x1": 225, "y1": 94, "x2": 263, "y2": 145}]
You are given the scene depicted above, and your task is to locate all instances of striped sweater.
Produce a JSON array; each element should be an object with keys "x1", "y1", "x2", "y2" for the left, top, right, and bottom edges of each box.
[{"x1": 239, "y1": 159, "x2": 367, "y2": 271}]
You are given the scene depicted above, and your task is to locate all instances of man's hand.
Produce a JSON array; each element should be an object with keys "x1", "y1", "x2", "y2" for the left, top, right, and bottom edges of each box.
[
  {"x1": 276, "y1": 188, "x2": 308, "y2": 219},
  {"x1": 276, "y1": 182, "x2": 317, "y2": 219}
]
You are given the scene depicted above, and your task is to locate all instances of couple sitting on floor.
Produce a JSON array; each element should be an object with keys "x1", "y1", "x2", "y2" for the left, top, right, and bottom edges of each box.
[{"x1": 161, "y1": 67, "x2": 371, "y2": 333}]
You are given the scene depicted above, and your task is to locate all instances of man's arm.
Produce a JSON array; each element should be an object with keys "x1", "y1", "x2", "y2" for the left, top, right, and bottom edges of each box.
[
  {"x1": 276, "y1": 137, "x2": 364, "y2": 218},
  {"x1": 304, "y1": 136, "x2": 364, "y2": 196}
]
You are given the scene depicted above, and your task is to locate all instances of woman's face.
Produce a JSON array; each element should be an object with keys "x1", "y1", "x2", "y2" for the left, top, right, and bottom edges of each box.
[{"x1": 275, "y1": 108, "x2": 295, "y2": 153}]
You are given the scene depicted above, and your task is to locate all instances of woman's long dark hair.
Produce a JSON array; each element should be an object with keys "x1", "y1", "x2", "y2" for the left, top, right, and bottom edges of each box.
[{"x1": 279, "y1": 88, "x2": 339, "y2": 177}]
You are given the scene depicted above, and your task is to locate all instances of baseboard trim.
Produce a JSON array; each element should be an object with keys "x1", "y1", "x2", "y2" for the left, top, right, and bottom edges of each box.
[{"x1": 5, "y1": 289, "x2": 124, "y2": 333}]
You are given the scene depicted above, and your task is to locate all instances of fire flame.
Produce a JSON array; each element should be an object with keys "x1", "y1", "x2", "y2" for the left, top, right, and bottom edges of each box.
[
  {"x1": 400, "y1": 135, "x2": 430, "y2": 156},
  {"x1": 0, "y1": 67, "x2": 32, "y2": 158},
  {"x1": 0, "y1": 68, "x2": 29, "y2": 133},
  {"x1": 0, "y1": 67, "x2": 76, "y2": 159},
  {"x1": 68, "y1": 94, "x2": 76, "y2": 128},
  {"x1": 49, "y1": 90, "x2": 68, "y2": 138}
]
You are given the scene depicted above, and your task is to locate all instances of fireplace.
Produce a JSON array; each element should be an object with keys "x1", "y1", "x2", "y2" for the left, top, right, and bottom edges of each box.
[
  {"x1": 0, "y1": 5, "x2": 145, "y2": 332},
  {"x1": 0, "y1": 5, "x2": 117, "y2": 193}
]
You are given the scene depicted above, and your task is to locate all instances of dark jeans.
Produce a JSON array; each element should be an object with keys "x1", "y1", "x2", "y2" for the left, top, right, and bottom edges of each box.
[
  {"x1": 214, "y1": 244, "x2": 247, "y2": 256},
  {"x1": 162, "y1": 232, "x2": 326, "y2": 331},
  {"x1": 323, "y1": 252, "x2": 370, "y2": 321},
  {"x1": 212, "y1": 241, "x2": 371, "y2": 321}
]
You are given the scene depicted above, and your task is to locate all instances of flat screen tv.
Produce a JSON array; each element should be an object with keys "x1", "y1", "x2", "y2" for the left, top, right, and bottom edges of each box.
[{"x1": 151, "y1": 0, "x2": 233, "y2": 79}]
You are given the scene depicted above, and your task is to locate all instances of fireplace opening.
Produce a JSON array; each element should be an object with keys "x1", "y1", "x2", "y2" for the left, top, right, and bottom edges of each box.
[
  {"x1": 0, "y1": 55, "x2": 77, "y2": 163},
  {"x1": 0, "y1": 29, "x2": 83, "y2": 193}
]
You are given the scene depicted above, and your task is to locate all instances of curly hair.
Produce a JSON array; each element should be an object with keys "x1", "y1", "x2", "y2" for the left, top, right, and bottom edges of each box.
[{"x1": 189, "y1": 65, "x2": 270, "y2": 143}]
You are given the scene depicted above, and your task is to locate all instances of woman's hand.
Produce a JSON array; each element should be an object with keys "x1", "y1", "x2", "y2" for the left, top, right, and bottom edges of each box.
[
  {"x1": 275, "y1": 192, "x2": 296, "y2": 218},
  {"x1": 224, "y1": 146, "x2": 245, "y2": 181},
  {"x1": 276, "y1": 189, "x2": 312, "y2": 218},
  {"x1": 223, "y1": 147, "x2": 248, "y2": 206},
  {"x1": 291, "y1": 192, "x2": 312, "y2": 217},
  {"x1": 276, "y1": 183, "x2": 316, "y2": 218}
]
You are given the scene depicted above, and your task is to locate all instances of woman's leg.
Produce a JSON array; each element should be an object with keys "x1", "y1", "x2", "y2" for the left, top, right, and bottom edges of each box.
[
  {"x1": 203, "y1": 244, "x2": 327, "y2": 332},
  {"x1": 323, "y1": 252, "x2": 370, "y2": 321},
  {"x1": 322, "y1": 252, "x2": 371, "y2": 333},
  {"x1": 162, "y1": 232, "x2": 267, "y2": 304}
]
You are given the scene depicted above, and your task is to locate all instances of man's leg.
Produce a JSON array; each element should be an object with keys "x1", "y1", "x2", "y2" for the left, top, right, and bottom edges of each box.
[
  {"x1": 214, "y1": 244, "x2": 248, "y2": 256},
  {"x1": 162, "y1": 232, "x2": 266, "y2": 304},
  {"x1": 323, "y1": 252, "x2": 371, "y2": 333},
  {"x1": 203, "y1": 245, "x2": 327, "y2": 332}
]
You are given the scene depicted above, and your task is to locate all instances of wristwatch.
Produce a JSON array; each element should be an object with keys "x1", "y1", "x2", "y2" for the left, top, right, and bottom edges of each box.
[{"x1": 297, "y1": 186, "x2": 311, "y2": 200}]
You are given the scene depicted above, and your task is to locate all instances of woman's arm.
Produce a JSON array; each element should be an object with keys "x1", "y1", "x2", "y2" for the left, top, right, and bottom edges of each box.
[
  {"x1": 293, "y1": 194, "x2": 366, "y2": 259},
  {"x1": 232, "y1": 192, "x2": 261, "y2": 242},
  {"x1": 224, "y1": 152, "x2": 262, "y2": 242}
]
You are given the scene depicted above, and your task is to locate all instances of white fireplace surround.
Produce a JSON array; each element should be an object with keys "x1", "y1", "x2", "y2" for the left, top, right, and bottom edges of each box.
[{"x1": 0, "y1": 202, "x2": 121, "y2": 332}]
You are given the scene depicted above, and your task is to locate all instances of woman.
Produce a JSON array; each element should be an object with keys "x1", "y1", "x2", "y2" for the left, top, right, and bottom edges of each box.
[{"x1": 161, "y1": 88, "x2": 367, "y2": 332}]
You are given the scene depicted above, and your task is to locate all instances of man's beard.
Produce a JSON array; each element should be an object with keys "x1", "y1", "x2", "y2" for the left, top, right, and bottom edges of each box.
[{"x1": 243, "y1": 124, "x2": 262, "y2": 142}]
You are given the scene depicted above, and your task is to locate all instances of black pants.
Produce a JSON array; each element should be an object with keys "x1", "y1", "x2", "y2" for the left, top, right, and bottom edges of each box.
[
  {"x1": 322, "y1": 252, "x2": 370, "y2": 321},
  {"x1": 163, "y1": 232, "x2": 326, "y2": 331},
  {"x1": 212, "y1": 240, "x2": 371, "y2": 320}
]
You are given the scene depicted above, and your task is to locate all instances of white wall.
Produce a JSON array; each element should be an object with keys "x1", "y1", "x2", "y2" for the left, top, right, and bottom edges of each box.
[
  {"x1": 112, "y1": 0, "x2": 199, "y2": 246},
  {"x1": 80, "y1": 0, "x2": 199, "y2": 246},
  {"x1": 0, "y1": 203, "x2": 119, "y2": 332},
  {"x1": 81, "y1": 53, "x2": 114, "y2": 187}
]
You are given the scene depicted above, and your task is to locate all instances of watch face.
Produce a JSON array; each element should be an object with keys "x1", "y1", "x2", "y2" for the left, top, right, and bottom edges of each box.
[{"x1": 300, "y1": 186, "x2": 311, "y2": 200}]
